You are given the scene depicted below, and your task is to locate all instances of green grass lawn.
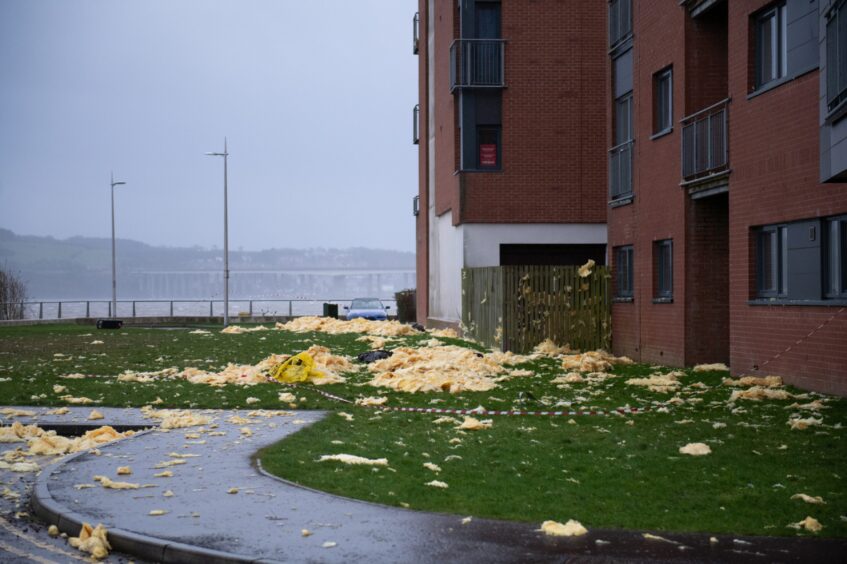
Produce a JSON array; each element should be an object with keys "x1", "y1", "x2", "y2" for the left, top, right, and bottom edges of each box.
[{"x1": 1, "y1": 323, "x2": 845, "y2": 537}]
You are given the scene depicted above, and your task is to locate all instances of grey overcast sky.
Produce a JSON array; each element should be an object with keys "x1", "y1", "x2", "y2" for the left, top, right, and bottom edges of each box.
[{"x1": 0, "y1": 0, "x2": 418, "y2": 252}]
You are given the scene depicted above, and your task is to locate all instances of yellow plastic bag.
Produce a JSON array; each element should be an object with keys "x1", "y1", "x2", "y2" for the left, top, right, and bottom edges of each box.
[{"x1": 269, "y1": 352, "x2": 324, "y2": 383}]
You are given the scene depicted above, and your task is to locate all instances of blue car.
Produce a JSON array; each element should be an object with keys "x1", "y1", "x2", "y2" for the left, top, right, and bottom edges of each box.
[{"x1": 345, "y1": 298, "x2": 390, "y2": 321}]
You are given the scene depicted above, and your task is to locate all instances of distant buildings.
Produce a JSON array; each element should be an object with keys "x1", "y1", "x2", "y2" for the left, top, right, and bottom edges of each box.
[{"x1": 414, "y1": 0, "x2": 847, "y2": 394}]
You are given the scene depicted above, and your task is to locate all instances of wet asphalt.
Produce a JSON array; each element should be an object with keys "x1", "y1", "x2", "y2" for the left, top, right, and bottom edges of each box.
[{"x1": 2, "y1": 406, "x2": 845, "y2": 563}]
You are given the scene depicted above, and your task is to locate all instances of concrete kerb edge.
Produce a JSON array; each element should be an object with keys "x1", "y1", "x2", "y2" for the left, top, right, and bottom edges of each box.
[{"x1": 29, "y1": 427, "x2": 274, "y2": 564}]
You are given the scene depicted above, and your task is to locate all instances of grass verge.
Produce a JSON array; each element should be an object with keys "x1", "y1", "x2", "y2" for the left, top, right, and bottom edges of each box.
[{"x1": 1, "y1": 323, "x2": 845, "y2": 537}]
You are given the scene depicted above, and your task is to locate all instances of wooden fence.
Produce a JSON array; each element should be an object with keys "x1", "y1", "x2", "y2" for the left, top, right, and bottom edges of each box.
[{"x1": 461, "y1": 265, "x2": 611, "y2": 353}]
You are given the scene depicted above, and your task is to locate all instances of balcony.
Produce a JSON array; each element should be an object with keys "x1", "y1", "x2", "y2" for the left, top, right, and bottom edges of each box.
[
  {"x1": 450, "y1": 39, "x2": 505, "y2": 91},
  {"x1": 412, "y1": 104, "x2": 420, "y2": 145},
  {"x1": 609, "y1": 140, "x2": 634, "y2": 203},
  {"x1": 413, "y1": 12, "x2": 419, "y2": 55},
  {"x1": 681, "y1": 98, "x2": 730, "y2": 191},
  {"x1": 412, "y1": 195, "x2": 420, "y2": 217}
]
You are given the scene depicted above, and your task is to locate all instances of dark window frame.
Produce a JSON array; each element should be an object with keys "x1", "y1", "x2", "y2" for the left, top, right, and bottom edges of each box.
[
  {"x1": 827, "y1": 0, "x2": 847, "y2": 112},
  {"x1": 652, "y1": 67, "x2": 673, "y2": 136},
  {"x1": 753, "y1": 2, "x2": 788, "y2": 91},
  {"x1": 825, "y1": 215, "x2": 847, "y2": 298},
  {"x1": 654, "y1": 239, "x2": 673, "y2": 300},
  {"x1": 614, "y1": 91, "x2": 634, "y2": 145},
  {"x1": 615, "y1": 245, "x2": 634, "y2": 298},
  {"x1": 756, "y1": 224, "x2": 788, "y2": 298}
]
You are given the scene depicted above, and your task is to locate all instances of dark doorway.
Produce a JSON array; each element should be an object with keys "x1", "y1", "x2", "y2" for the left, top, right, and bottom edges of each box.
[{"x1": 500, "y1": 244, "x2": 607, "y2": 266}]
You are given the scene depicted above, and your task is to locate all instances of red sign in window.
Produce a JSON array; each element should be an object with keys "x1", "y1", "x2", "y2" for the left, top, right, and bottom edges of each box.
[{"x1": 479, "y1": 144, "x2": 497, "y2": 167}]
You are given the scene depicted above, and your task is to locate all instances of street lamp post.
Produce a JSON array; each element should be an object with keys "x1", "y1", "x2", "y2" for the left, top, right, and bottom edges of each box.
[
  {"x1": 205, "y1": 138, "x2": 230, "y2": 327},
  {"x1": 110, "y1": 172, "x2": 126, "y2": 318}
]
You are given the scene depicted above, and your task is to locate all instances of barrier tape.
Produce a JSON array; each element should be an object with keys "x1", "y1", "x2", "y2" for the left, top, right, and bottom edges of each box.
[
  {"x1": 270, "y1": 378, "x2": 651, "y2": 417},
  {"x1": 753, "y1": 307, "x2": 845, "y2": 372}
]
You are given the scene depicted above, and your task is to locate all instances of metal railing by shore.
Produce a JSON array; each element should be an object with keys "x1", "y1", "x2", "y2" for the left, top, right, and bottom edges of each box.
[{"x1": 0, "y1": 299, "x2": 398, "y2": 321}]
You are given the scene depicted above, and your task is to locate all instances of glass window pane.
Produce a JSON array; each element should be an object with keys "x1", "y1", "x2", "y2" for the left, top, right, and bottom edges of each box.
[
  {"x1": 839, "y1": 8, "x2": 847, "y2": 100},
  {"x1": 779, "y1": 5, "x2": 787, "y2": 78},
  {"x1": 759, "y1": 14, "x2": 774, "y2": 85},
  {"x1": 828, "y1": 17, "x2": 838, "y2": 103},
  {"x1": 759, "y1": 231, "x2": 775, "y2": 292}
]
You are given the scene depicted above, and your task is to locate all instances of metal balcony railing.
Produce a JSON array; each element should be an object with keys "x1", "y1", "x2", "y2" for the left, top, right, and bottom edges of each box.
[
  {"x1": 412, "y1": 104, "x2": 420, "y2": 145},
  {"x1": 413, "y1": 12, "x2": 420, "y2": 55},
  {"x1": 609, "y1": 140, "x2": 634, "y2": 201},
  {"x1": 450, "y1": 39, "x2": 505, "y2": 91},
  {"x1": 681, "y1": 98, "x2": 729, "y2": 181}
]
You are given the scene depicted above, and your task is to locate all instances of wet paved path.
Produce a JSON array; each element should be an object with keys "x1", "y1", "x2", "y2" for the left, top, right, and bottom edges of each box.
[{"x1": 2, "y1": 407, "x2": 846, "y2": 562}]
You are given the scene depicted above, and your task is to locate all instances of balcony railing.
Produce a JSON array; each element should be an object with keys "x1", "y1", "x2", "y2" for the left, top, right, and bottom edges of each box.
[
  {"x1": 413, "y1": 12, "x2": 420, "y2": 55},
  {"x1": 609, "y1": 140, "x2": 634, "y2": 201},
  {"x1": 412, "y1": 195, "x2": 420, "y2": 217},
  {"x1": 412, "y1": 104, "x2": 420, "y2": 145},
  {"x1": 450, "y1": 39, "x2": 505, "y2": 91},
  {"x1": 681, "y1": 98, "x2": 729, "y2": 182}
]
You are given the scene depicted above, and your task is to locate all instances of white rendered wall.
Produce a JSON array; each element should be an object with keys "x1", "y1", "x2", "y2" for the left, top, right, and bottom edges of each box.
[
  {"x1": 463, "y1": 224, "x2": 608, "y2": 267},
  {"x1": 428, "y1": 212, "x2": 464, "y2": 323}
]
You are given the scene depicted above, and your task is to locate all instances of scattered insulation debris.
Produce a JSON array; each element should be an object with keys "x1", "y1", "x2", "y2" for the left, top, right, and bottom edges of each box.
[
  {"x1": 456, "y1": 417, "x2": 493, "y2": 431},
  {"x1": 788, "y1": 416, "x2": 823, "y2": 430},
  {"x1": 425, "y1": 480, "x2": 449, "y2": 489},
  {"x1": 58, "y1": 395, "x2": 96, "y2": 405},
  {"x1": 87, "y1": 410, "x2": 104, "y2": 420},
  {"x1": 540, "y1": 519, "x2": 588, "y2": 537},
  {"x1": 791, "y1": 493, "x2": 825, "y2": 505},
  {"x1": 356, "y1": 396, "x2": 388, "y2": 407},
  {"x1": 625, "y1": 371, "x2": 685, "y2": 393},
  {"x1": 723, "y1": 376, "x2": 782, "y2": 388},
  {"x1": 423, "y1": 462, "x2": 442, "y2": 473},
  {"x1": 220, "y1": 325, "x2": 270, "y2": 334},
  {"x1": 141, "y1": 407, "x2": 212, "y2": 429},
  {"x1": 561, "y1": 351, "x2": 633, "y2": 373},
  {"x1": 68, "y1": 522, "x2": 110, "y2": 560},
  {"x1": 278, "y1": 316, "x2": 419, "y2": 337},
  {"x1": 787, "y1": 516, "x2": 823, "y2": 533},
  {"x1": 679, "y1": 443, "x2": 711, "y2": 456},
  {"x1": 533, "y1": 339, "x2": 571, "y2": 357},
  {"x1": 116, "y1": 466, "x2": 132, "y2": 475},
  {"x1": 692, "y1": 363, "x2": 729, "y2": 372},
  {"x1": 729, "y1": 386, "x2": 792, "y2": 402},
  {"x1": 577, "y1": 259, "x2": 595, "y2": 278},
  {"x1": 94, "y1": 476, "x2": 140, "y2": 490},
  {"x1": 318, "y1": 454, "x2": 388, "y2": 466}
]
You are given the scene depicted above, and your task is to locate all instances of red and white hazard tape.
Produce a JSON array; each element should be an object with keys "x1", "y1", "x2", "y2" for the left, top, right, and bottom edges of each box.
[{"x1": 274, "y1": 379, "x2": 650, "y2": 417}]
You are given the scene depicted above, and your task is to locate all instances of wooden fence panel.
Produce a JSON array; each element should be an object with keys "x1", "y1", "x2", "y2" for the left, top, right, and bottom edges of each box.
[{"x1": 462, "y1": 265, "x2": 610, "y2": 353}]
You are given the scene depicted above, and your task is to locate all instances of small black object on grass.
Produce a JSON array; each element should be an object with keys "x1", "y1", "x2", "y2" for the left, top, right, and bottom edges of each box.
[
  {"x1": 357, "y1": 350, "x2": 393, "y2": 363},
  {"x1": 96, "y1": 319, "x2": 123, "y2": 329}
]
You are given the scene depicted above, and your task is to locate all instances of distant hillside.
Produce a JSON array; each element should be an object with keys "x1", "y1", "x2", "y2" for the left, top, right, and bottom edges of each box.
[{"x1": 0, "y1": 228, "x2": 416, "y2": 300}]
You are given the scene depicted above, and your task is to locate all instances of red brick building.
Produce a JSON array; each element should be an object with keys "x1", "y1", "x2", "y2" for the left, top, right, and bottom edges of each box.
[
  {"x1": 608, "y1": 0, "x2": 847, "y2": 394},
  {"x1": 414, "y1": 0, "x2": 608, "y2": 327}
]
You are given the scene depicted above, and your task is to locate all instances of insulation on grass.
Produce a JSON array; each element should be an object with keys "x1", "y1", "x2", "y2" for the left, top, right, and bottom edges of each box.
[
  {"x1": 625, "y1": 371, "x2": 685, "y2": 393},
  {"x1": 220, "y1": 325, "x2": 269, "y2": 334},
  {"x1": 692, "y1": 363, "x2": 729, "y2": 372},
  {"x1": 788, "y1": 416, "x2": 823, "y2": 430},
  {"x1": 561, "y1": 350, "x2": 633, "y2": 373},
  {"x1": 729, "y1": 386, "x2": 792, "y2": 402},
  {"x1": 723, "y1": 376, "x2": 782, "y2": 387},
  {"x1": 533, "y1": 339, "x2": 571, "y2": 357},
  {"x1": 58, "y1": 395, "x2": 96, "y2": 405},
  {"x1": 277, "y1": 316, "x2": 419, "y2": 337},
  {"x1": 787, "y1": 516, "x2": 823, "y2": 532},
  {"x1": 788, "y1": 400, "x2": 827, "y2": 411},
  {"x1": 457, "y1": 417, "x2": 493, "y2": 430},
  {"x1": 423, "y1": 462, "x2": 442, "y2": 473},
  {"x1": 356, "y1": 335, "x2": 388, "y2": 350},
  {"x1": 425, "y1": 480, "x2": 449, "y2": 488},
  {"x1": 365, "y1": 346, "x2": 519, "y2": 394},
  {"x1": 551, "y1": 372, "x2": 585, "y2": 385},
  {"x1": 318, "y1": 454, "x2": 388, "y2": 466},
  {"x1": 278, "y1": 392, "x2": 296, "y2": 403},
  {"x1": 356, "y1": 396, "x2": 388, "y2": 407},
  {"x1": 791, "y1": 493, "x2": 825, "y2": 505},
  {"x1": 540, "y1": 519, "x2": 588, "y2": 537},
  {"x1": 679, "y1": 443, "x2": 711, "y2": 456},
  {"x1": 68, "y1": 522, "x2": 110, "y2": 560}
]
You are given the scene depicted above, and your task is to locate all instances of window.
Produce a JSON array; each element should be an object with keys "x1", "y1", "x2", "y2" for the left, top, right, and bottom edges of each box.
[
  {"x1": 826, "y1": 216, "x2": 847, "y2": 298},
  {"x1": 827, "y1": 0, "x2": 847, "y2": 111},
  {"x1": 609, "y1": 0, "x2": 632, "y2": 48},
  {"x1": 754, "y1": 2, "x2": 787, "y2": 89},
  {"x1": 614, "y1": 92, "x2": 633, "y2": 145},
  {"x1": 615, "y1": 246, "x2": 634, "y2": 298},
  {"x1": 654, "y1": 240, "x2": 673, "y2": 300},
  {"x1": 653, "y1": 68, "x2": 672, "y2": 135},
  {"x1": 756, "y1": 225, "x2": 788, "y2": 297}
]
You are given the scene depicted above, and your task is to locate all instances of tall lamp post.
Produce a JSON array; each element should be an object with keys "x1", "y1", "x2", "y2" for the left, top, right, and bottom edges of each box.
[
  {"x1": 205, "y1": 138, "x2": 230, "y2": 327},
  {"x1": 110, "y1": 172, "x2": 126, "y2": 318}
]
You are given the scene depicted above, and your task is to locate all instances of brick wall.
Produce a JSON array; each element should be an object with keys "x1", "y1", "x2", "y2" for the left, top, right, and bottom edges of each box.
[
  {"x1": 727, "y1": 1, "x2": 847, "y2": 395},
  {"x1": 459, "y1": 0, "x2": 607, "y2": 225}
]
